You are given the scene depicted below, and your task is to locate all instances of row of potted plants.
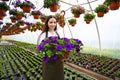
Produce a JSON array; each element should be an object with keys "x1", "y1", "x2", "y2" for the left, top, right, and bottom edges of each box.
[{"x1": 0, "y1": 44, "x2": 95, "y2": 80}]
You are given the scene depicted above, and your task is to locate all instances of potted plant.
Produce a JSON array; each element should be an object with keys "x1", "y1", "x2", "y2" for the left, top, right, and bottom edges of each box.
[
  {"x1": 94, "y1": 4, "x2": 108, "y2": 17},
  {"x1": 35, "y1": 22, "x2": 44, "y2": 30},
  {"x1": 15, "y1": 11, "x2": 25, "y2": 20},
  {"x1": 68, "y1": 18, "x2": 76, "y2": 26},
  {"x1": 9, "y1": 9, "x2": 17, "y2": 15},
  {"x1": 84, "y1": 13, "x2": 95, "y2": 24},
  {"x1": 38, "y1": 36, "x2": 83, "y2": 80},
  {"x1": 71, "y1": 5, "x2": 85, "y2": 18},
  {"x1": 44, "y1": 0, "x2": 59, "y2": 12},
  {"x1": 18, "y1": 20, "x2": 25, "y2": 26},
  {"x1": 14, "y1": 0, "x2": 35, "y2": 13},
  {"x1": 0, "y1": 2, "x2": 9, "y2": 15},
  {"x1": 40, "y1": 15, "x2": 47, "y2": 23},
  {"x1": 31, "y1": 10, "x2": 41, "y2": 19},
  {"x1": 10, "y1": 16, "x2": 17, "y2": 23},
  {"x1": 104, "y1": 0, "x2": 119, "y2": 10}
]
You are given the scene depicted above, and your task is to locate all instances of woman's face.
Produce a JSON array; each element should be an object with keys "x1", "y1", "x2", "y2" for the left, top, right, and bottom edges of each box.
[{"x1": 48, "y1": 18, "x2": 57, "y2": 31}]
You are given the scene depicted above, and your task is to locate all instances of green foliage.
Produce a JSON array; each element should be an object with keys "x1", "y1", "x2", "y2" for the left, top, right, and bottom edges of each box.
[
  {"x1": 44, "y1": 0, "x2": 59, "y2": 8},
  {"x1": 104, "y1": 0, "x2": 119, "y2": 6},
  {"x1": 94, "y1": 4, "x2": 108, "y2": 13},
  {"x1": 36, "y1": 22, "x2": 45, "y2": 26},
  {"x1": 0, "y1": 2, "x2": 9, "y2": 10},
  {"x1": 71, "y1": 5, "x2": 85, "y2": 14},
  {"x1": 84, "y1": 13, "x2": 95, "y2": 21},
  {"x1": 68, "y1": 18, "x2": 76, "y2": 23}
]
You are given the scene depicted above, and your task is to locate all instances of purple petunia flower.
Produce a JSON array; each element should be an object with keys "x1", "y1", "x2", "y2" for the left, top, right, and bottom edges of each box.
[
  {"x1": 38, "y1": 44, "x2": 44, "y2": 51},
  {"x1": 44, "y1": 40, "x2": 50, "y2": 44},
  {"x1": 50, "y1": 54, "x2": 58, "y2": 60},
  {"x1": 56, "y1": 44, "x2": 62, "y2": 51},
  {"x1": 74, "y1": 39, "x2": 82, "y2": 44},
  {"x1": 63, "y1": 37, "x2": 69, "y2": 42},
  {"x1": 76, "y1": 45, "x2": 80, "y2": 52},
  {"x1": 43, "y1": 55, "x2": 49, "y2": 62},
  {"x1": 50, "y1": 47, "x2": 54, "y2": 51},
  {"x1": 64, "y1": 43, "x2": 74, "y2": 51}
]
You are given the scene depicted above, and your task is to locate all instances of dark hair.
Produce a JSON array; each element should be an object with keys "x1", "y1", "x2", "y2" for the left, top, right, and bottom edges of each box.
[{"x1": 42, "y1": 15, "x2": 57, "y2": 33}]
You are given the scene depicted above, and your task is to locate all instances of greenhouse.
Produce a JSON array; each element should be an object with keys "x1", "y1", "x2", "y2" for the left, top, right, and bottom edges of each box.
[{"x1": 0, "y1": 0, "x2": 120, "y2": 80}]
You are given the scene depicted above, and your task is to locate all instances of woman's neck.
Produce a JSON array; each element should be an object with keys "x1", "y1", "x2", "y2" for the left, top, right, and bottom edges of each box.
[{"x1": 49, "y1": 30, "x2": 55, "y2": 35}]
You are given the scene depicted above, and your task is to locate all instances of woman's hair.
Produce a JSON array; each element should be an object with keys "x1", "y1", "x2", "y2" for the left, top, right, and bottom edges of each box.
[{"x1": 42, "y1": 15, "x2": 57, "y2": 33}]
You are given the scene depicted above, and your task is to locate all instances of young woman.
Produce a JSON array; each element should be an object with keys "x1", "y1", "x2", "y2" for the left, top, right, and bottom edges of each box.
[
  {"x1": 37, "y1": 15, "x2": 60, "y2": 46},
  {"x1": 37, "y1": 15, "x2": 64, "y2": 80}
]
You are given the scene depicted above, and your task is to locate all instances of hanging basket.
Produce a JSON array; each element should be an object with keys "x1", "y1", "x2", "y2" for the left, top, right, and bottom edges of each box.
[
  {"x1": 0, "y1": 15, "x2": 4, "y2": 20},
  {"x1": 41, "y1": 18, "x2": 46, "y2": 23},
  {"x1": 85, "y1": 19, "x2": 91, "y2": 24},
  {"x1": 69, "y1": 22, "x2": 76, "y2": 26},
  {"x1": 11, "y1": 19, "x2": 16, "y2": 23},
  {"x1": 33, "y1": 14, "x2": 40, "y2": 19},
  {"x1": 16, "y1": 14, "x2": 23, "y2": 20},
  {"x1": 50, "y1": 5, "x2": 59, "y2": 12},
  {"x1": 109, "y1": 2, "x2": 119, "y2": 10},
  {"x1": 0, "y1": 8, "x2": 6, "y2": 15},
  {"x1": 22, "y1": 6, "x2": 31, "y2": 13},
  {"x1": 97, "y1": 12, "x2": 104, "y2": 17},
  {"x1": 74, "y1": 13, "x2": 80, "y2": 18}
]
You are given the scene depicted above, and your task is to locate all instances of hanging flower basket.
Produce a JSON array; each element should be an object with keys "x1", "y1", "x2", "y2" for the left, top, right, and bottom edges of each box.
[
  {"x1": 44, "y1": 0, "x2": 59, "y2": 12},
  {"x1": 97, "y1": 11, "x2": 104, "y2": 17},
  {"x1": 18, "y1": 20, "x2": 25, "y2": 26},
  {"x1": 109, "y1": 2, "x2": 119, "y2": 10},
  {"x1": 10, "y1": 16, "x2": 17, "y2": 23},
  {"x1": 15, "y1": 0, "x2": 35, "y2": 13},
  {"x1": 85, "y1": 19, "x2": 92, "y2": 24},
  {"x1": 0, "y1": 15, "x2": 4, "y2": 20},
  {"x1": 50, "y1": 4, "x2": 59, "y2": 12},
  {"x1": 68, "y1": 18, "x2": 76, "y2": 26},
  {"x1": 0, "y1": 2, "x2": 9, "y2": 15},
  {"x1": 94, "y1": 4, "x2": 108, "y2": 17},
  {"x1": 40, "y1": 15, "x2": 47, "y2": 23},
  {"x1": 31, "y1": 10, "x2": 41, "y2": 19},
  {"x1": 84, "y1": 13, "x2": 95, "y2": 24},
  {"x1": 71, "y1": 5, "x2": 85, "y2": 18}
]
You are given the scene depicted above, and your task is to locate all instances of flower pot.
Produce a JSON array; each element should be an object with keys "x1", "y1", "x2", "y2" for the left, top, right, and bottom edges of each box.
[
  {"x1": 0, "y1": 15, "x2": 4, "y2": 20},
  {"x1": 11, "y1": 19, "x2": 16, "y2": 23},
  {"x1": 74, "y1": 13, "x2": 80, "y2": 18},
  {"x1": 33, "y1": 14, "x2": 40, "y2": 19},
  {"x1": 42, "y1": 59, "x2": 64, "y2": 80},
  {"x1": 41, "y1": 18, "x2": 46, "y2": 23},
  {"x1": 50, "y1": 5, "x2": 59, "y2": 12},
  {"x1": 69, "y1": 22, "x2": 76, "y2": 26},
  {"x1": 97, "y1": 12, "x2": 104, "y2": 17},
  {"x1": 16, "y1": 14, "x2": 23, "y2": 20},
  {"x1": 59, "y1": 52, "x2": 69, "y2": 60},
  {"x1": 20, "y1": 22, "x2": 25, "y2": 26},
  {"x1": 0, "y1": 8, "x2": 6, "y2": 15},
  {"x1": 86, "y1": 19, "x2": 91, "y2": 24},
  {"x1": 109, "y1": 2, "x2": 119, "y2": 10},
  {"x1": 22, "y1": 6, "x2": 31, "y2": 13}
]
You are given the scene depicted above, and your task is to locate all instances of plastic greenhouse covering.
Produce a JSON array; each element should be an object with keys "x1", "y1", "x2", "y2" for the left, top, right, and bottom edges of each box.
[{"x1": 0, "y1": 0, "x2": 120, "y2": 80}]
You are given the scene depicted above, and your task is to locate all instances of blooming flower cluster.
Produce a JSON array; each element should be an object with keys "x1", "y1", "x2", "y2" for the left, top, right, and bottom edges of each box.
[
  {"x1": 31, "y1": 10, "x2": 41, "y2": 15},
  {"x1": 38, "y1": 36, "x2": 83, "y2": 62},
  {"x1": 71, "y1": 5, "x2": 85, "y2": 14}
]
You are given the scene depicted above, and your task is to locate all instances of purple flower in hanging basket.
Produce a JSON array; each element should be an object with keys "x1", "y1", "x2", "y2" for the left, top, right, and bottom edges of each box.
[
  {"x1": 56, "y1": 44, "x2": 63, "y2": 51},
  {"x1": 64, "y1": 43, "x2": 74, "y2": 51},
  {"x1": 38, "y1": 36, "x2": 83, "y2": 62},
  {"x1": 38, "y1": 44, "x2": 44, "y2": 51},
  {"x1": 43, "y1": 55, "x2": 49, "y2": 62},
  {"x1": 50, "y1": 54, "x2": 58, "y2": 60}
]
